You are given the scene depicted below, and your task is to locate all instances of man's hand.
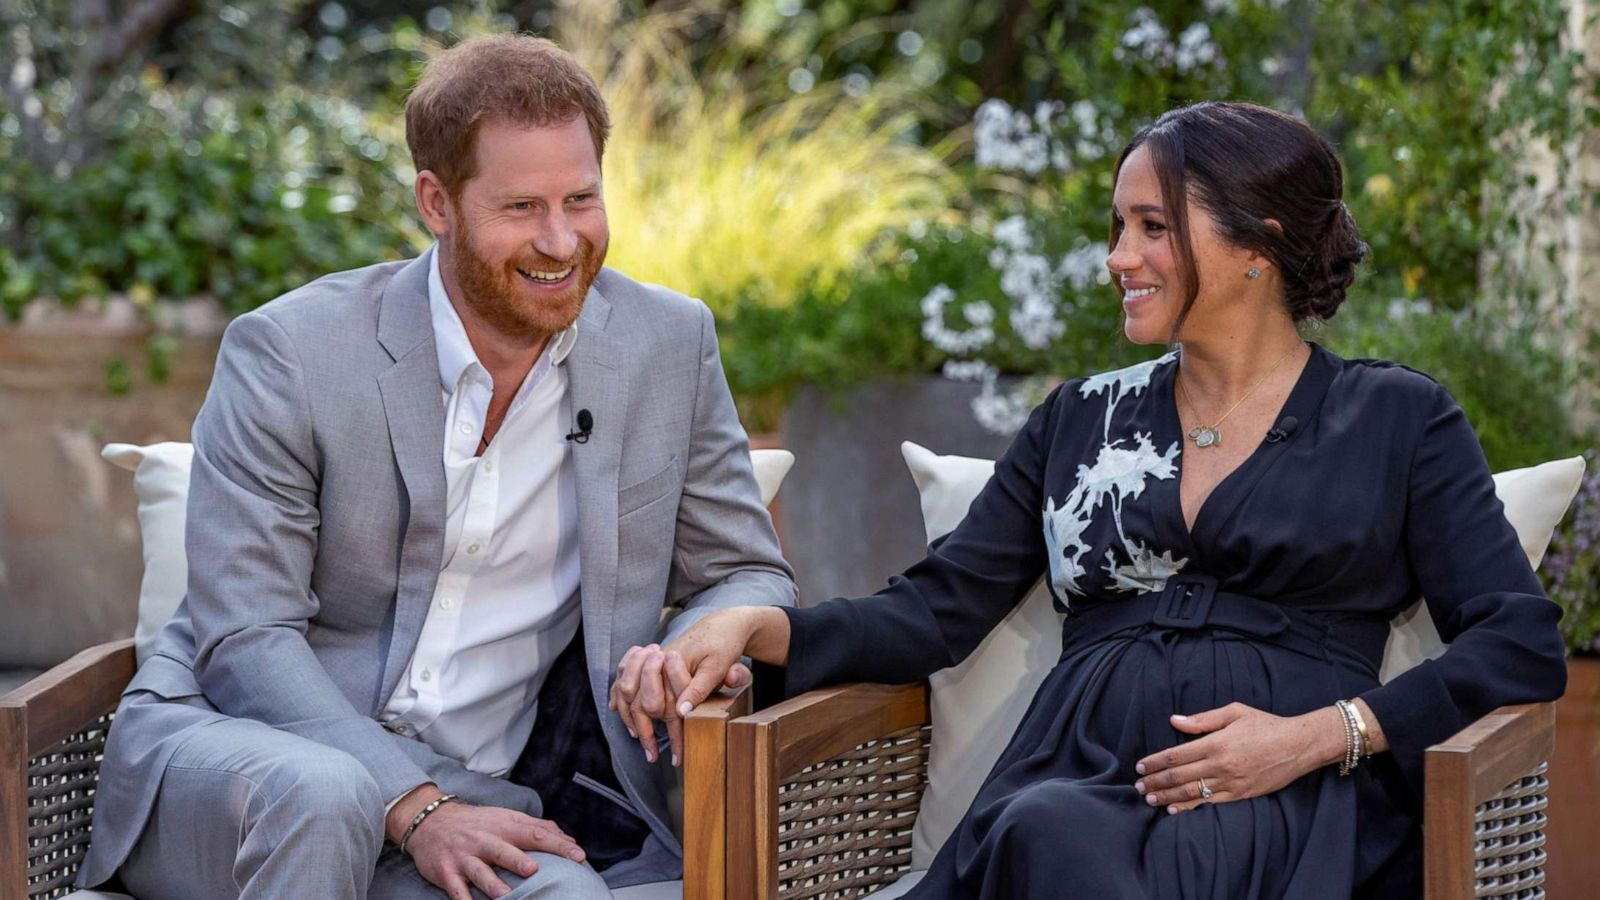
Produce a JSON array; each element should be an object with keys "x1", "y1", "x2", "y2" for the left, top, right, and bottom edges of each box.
[
  {"x1": 1131, "y1": 703, "x2": 1347, "y2": 814},
  {"x1": 608, "y1": 641, "x2": 750, "y2": 767},
  {"x1": 387, "y1": 784, "x2": 586, "y2": 900}
]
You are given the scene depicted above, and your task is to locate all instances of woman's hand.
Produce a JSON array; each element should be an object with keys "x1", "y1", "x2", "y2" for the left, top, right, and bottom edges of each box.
[
  {"x1": 664, "y1": 606, "x2": 791, "y2": 717},
  {"x1": 1133, "y1": 702, "x2": 1347, "y2": 814},
  {"x1": 607, "y1": 642, "x2": 750, "y2": 767}
]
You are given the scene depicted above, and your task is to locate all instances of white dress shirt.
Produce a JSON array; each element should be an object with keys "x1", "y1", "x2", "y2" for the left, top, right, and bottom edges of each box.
[{"x1": 378, "y1": 248, "x2": 583, "y2": 777}]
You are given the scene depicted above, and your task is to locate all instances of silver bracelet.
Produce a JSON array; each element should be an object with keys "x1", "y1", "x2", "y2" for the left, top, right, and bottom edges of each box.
[
  {"x1": 1334, "y1": 700, "x2": 1360, "y2": 776},
  {"x1": 398, "y1": 793, "x2": 459, "y2": 855}
]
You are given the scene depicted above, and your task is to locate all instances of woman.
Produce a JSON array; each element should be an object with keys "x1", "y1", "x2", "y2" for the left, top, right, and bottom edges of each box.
[{"x1": 634, "y1": 102, "x2": 1568, "y2": 898}]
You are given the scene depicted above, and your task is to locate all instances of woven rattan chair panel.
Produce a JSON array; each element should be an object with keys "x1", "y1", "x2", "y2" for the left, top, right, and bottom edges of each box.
[
  {"x1": 26, "y1": 713, "x2": 112, "y2": 899},
  {"x1": 1472, "y1": 763, "x2": 1549, "y2": 900},
  {"x1": 775, "y1": 724, "x2": 931, "y2": 900}
]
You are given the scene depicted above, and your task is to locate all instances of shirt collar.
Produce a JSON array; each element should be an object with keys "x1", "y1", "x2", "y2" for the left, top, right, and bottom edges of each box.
[{"x1": 427, "y1": 245, "x2": 580, "y2": 396}]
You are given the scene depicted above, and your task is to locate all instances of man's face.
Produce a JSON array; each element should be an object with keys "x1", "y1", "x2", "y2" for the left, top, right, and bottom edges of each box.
[{"x1": 441, "y1": 116, "x2": 609, "y2": 340}]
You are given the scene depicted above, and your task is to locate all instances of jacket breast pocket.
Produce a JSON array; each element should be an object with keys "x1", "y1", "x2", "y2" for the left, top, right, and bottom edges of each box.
[{"x1": 617, "y1": 455, "x2": 680, "y2": 518}]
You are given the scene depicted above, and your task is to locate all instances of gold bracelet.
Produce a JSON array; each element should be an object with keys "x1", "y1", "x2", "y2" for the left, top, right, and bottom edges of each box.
[
  {"x1": 398, "y1": 793, "x2": 459, "y2": 855},
  {"x1": 1346, "y1": 699, "x2": 1372, "y2": 757}
]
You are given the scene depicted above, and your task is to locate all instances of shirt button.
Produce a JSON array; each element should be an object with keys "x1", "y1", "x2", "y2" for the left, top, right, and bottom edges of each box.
[
  {"x1": 483, "y1": 459, "x2": 494, "y2": 473},
  {"x1": 460, "y1": 422, "x2": 474, "y2": 435},
  {"x1": 394, "y1": 723, "x2": 410, "y2": 735},
  {"x1": 440, "y1": 597, "x2": 453, "y2": 610},
  {"x1": 420, "y1": 668, "x2": 432, "y2": 682},
  {"x1": 467, "y1": 543, "x2": 481, "y2": 555}
]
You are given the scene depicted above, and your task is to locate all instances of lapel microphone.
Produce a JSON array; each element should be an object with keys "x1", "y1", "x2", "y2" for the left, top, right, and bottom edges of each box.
[
  {"x1": 566, "y1": 408, "x2": 594, "y2": 444},
  {"x1": 1265, "y1": 416, "x2": 1298, "y2": 444}
]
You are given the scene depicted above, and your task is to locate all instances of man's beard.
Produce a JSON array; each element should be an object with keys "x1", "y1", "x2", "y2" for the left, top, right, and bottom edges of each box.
[{"x1": 448, "y1": 224, "x2": 607, "y2": 342}]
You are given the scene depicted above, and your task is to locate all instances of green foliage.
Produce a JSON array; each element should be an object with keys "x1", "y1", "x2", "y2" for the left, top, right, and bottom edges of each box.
[
  {"x1": 1542, "y1": 456, "x2": 1600, "y2": 655},
  {"x1": 1315, "y1": 296, "x2": 1583, "y2": 471},
  {"x1": 0, "y1": 88, "x2": 422, "y2": 318}
]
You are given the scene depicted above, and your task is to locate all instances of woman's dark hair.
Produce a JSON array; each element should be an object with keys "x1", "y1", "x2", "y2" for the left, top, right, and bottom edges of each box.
[{"x1": 1109, "y1": 101, "x2": 1369, "y2": 342}]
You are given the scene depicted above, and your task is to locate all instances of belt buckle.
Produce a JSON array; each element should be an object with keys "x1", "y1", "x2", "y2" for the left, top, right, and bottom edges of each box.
[{"x1": 1152, "y1": 575, "x2": 1217, "y2": 630}]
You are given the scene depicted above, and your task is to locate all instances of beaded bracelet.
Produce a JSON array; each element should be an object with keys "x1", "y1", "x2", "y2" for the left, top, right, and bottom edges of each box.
[
  {"x1": 1334, "y1": 700, "x2": 1361, "y2": 776},
  {"x1": 399, "y1": 793, "x2": 460, "y2": 855}
]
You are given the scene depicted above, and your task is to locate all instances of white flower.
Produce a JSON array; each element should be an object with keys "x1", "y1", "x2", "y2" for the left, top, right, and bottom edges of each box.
[
  {"x1": 942, "y1": 359, "x2": 994, "y2": 382},
  {"x1": 992, "y1": 215, "x2": 1034, "y2": 253},
  {"x1": 921, "y1": 284, "x2": 996, "y2": 354},
  {"x1": 1115, "y1": 8, "x2": 1173, "y2": 65},
  {"x1": 1058, "y1": 242, "x2": 1106, "y2": 292},
  {"x1": 1175, "y1": 22, "x2": 1217, "y2": 74},
  {"x1": 973, "y1": 98, "x2": 1053, "y2": 175},
  {"x1": 1202, "y1": 0, "x2": 1236, "y2": 15},
  {"x1": 962, "y1": 301, "x2": 995, "y2": 326},
  {"x1": 971, "y1": 373, "x2": 1035, "y2": 435}
]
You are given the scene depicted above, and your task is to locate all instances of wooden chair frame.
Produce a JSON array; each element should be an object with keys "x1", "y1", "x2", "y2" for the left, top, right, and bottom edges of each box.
[
  {"x1": 727, "y1": 681, "x2": 1557, "y2": 900},
  {"x1": 0, "y1": 641, "x2": 745, "y2": 900}
]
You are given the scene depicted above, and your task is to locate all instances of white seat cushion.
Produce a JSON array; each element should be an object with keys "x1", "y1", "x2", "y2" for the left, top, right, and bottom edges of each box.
[
  {"x1": 62, "y1": 892, "x2": 134, "y2": 899},
  {"x1": 102, "y1": 442, "x2": 795, "y2": 666},
  {"x1": 863, "y1": 869, "x2": 927, "y2": 898},
  {"x1": 612, "y1": 880, "x2": 685, "y2": 899},
  {"x1": 899, "y1": 441, "x2": 1583, "y2": 868}
]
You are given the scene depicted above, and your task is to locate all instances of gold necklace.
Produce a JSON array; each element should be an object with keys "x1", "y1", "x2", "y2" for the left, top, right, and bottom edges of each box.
[{"x1": 1176, "y1": 342, "x2": 1304, "y2": 449}]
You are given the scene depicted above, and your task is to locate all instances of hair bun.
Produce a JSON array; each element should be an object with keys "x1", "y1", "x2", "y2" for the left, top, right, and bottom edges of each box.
[{"x1": 1288, "y1": 202, "x2": 1368, "y2": 321}]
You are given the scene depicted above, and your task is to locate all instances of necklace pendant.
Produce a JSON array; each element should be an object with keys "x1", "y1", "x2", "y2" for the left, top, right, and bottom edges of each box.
[{"x1": 1189, "y1": 425, "x2": 1221, "y2": 448}]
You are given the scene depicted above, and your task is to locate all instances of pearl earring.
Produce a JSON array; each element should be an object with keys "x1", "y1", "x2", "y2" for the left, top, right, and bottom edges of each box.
[{"x1": 1246, "y1": 267, "x2": 1261, "y2": 279}]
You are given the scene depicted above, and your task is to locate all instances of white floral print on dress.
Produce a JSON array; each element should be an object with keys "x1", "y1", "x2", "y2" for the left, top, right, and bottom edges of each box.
[{"x1": 1044, "y1": 352, "x2": 1188, "y2": 603}]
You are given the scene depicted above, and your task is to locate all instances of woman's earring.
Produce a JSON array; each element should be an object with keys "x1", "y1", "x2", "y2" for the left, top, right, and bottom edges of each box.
[{"x1": 1246, "y1": 267, "x2": 1261, "y2": 279}]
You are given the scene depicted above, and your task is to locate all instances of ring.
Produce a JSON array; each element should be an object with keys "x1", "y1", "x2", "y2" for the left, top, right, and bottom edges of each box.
[{"x1": 1198, "y1": 776, "x2": 1214, "y2": 800}]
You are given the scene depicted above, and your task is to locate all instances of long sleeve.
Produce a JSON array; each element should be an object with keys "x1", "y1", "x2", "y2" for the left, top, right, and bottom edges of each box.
[
  {"x1": 775, "y1": 384, "x2": 1065, "y2": 697},
  {"x1": 1359, "y1": 383, "x2": 1567, "y2": 797},
  {"x1": 661, "y1": 301, "x2": 796, "y2": 642},
  {"x1": 186, "y1": 312, "x2": 431, "y2": 803}
]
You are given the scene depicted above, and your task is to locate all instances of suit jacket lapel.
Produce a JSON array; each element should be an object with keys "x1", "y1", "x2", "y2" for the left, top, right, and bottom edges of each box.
[
  {"x1": 567, "y1": 284, "x2": 626, "y2": 691},
  {"x1": 375, "y1": 250, "x2": 448, "y2": 707}
]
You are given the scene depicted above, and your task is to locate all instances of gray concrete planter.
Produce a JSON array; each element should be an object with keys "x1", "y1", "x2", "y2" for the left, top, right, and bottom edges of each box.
[{"x1": 778, "y1": 376, "x2": 1022, "y2": 607}]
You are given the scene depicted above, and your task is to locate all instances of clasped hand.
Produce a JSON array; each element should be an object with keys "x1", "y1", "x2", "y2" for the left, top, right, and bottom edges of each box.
[
  {"x1": 606, "y1": 638, "x2": 750, "y2": 767},
  {"x1": 1132, "y1": 702, "x2": 1341, "y2": 814}
]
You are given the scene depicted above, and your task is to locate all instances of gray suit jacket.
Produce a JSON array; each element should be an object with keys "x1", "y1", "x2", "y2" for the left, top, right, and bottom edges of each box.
[{"x1": 78, "y1": 250, "x2": 796, "y2": 889}]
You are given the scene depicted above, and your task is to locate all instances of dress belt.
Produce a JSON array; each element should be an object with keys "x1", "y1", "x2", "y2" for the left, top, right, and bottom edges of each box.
[{"x1": 1060, "y1": 573, "x2": 1390, "y2": 677}]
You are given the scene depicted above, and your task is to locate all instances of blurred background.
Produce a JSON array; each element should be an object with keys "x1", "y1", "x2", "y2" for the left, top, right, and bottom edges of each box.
[{"x1": 0, "y1": 0, "x2": 1597, "y2": 886}]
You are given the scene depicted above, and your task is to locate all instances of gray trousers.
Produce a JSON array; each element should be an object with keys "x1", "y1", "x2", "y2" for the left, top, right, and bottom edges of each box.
[{"x1": 114, "y1": 705, "x2": 611, "y2": 900}]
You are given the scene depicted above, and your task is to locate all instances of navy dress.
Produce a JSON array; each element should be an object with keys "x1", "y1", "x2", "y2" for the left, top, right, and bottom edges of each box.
[{"x1": 774, "y1": 344, "x2": 1567, "y2": 899}]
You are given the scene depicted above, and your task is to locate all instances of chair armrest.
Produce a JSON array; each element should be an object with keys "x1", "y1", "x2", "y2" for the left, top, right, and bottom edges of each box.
[
  {"x1": 1424, "y1": 701, "x2": 1556, "y2": 900},
  {"x1": 683, "y1": 685, "x2": 752, "y2": 900},
  {"x1": 1, "y1": 638, "x2": 136, "y2": 900},
  {"x1": 728, "y1": 682, "x2": 931, "y2": 900}
]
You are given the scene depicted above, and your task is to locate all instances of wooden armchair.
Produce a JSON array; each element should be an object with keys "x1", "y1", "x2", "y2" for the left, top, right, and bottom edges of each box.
[
  {"x1": 0, "y1": 640, "x2": 746, "y2": 900},
  {"x1": 726, "y1": 681, "x2": 1556, "y2": 900}
]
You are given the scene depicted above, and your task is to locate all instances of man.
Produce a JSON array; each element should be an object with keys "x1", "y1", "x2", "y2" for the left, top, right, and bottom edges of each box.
[{"x1": 76, "y1": 34, "x2": 794, "y2": 900}]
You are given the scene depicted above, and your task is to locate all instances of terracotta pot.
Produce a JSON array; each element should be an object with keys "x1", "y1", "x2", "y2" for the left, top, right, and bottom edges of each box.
[
  {"x1": 0, "y1": 297, "x2": 223, "y2": 668},
  {"x1": 1545, "y1": 655, "x2": 1600, "y2": 894}
]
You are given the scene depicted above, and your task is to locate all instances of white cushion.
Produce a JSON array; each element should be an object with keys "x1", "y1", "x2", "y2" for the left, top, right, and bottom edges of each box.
[
  {"x1": 100, "y1": 442, "x2": 193, "y2": 665},
  {"x1": 101, "y1": 442, "x2": 797, "y2": 666},
  {"x1": 62, "y1": 893, "x2": 135, "y2": 899},
  {"x1": 899, "y1": 440, "x2": 1583, "y2": 870},
  {"x1": 863, "y1": 869, "x2": 926, "y2": 898},
  {"x1": 900, "y1": 442, "x2": 1066, "y2": 869},
  {"x1": 612, "y1": 880, "x2": 685, "y2": 899}
]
